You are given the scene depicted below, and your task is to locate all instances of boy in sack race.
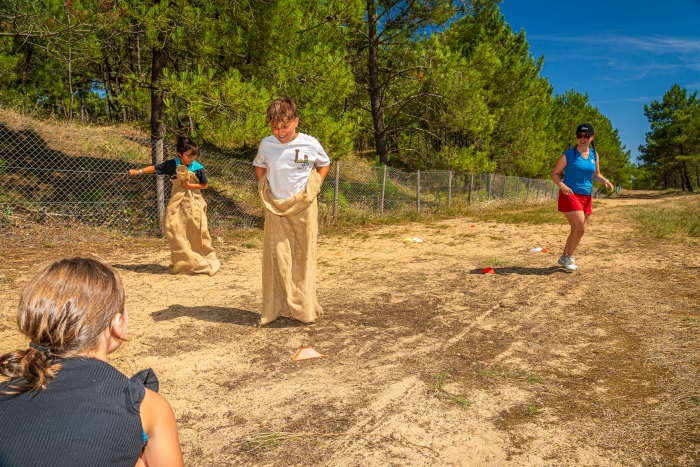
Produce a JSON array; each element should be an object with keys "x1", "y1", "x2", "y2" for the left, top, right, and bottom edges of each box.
[
  {"x1": 253, "y1": 98, "x2": 331, "y2": 325},
  {"x1": 129, "y1": 135, "x2": 220, "y2": 275}
]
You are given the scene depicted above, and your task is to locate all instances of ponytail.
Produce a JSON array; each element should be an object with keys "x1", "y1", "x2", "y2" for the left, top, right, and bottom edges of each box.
[
  {"x1": 0, "y1": 257, "x2": 126, "y2": 395},
  {"x1": 0, "y1": 348, "x2": 62, "y2": 396}
]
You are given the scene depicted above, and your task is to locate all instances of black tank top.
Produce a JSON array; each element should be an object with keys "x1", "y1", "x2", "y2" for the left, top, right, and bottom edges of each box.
[{"x1": 0, "y1": 357, "x2": 158, "y2": 467}]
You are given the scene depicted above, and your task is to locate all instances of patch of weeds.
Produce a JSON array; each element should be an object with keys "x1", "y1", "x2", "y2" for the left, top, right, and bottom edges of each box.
[
  {"x1": 328, "y1": 272, "x2": 336, "y2": 275},
  {"x1": 490, "y1": 236, "x2": 504, "y2": 241},
  {"x1": 44, "y1": 243, "x2": 55, "y2": 248},
  {"x1": 604, "y1": 258, "x2": 613, "y2": 261},
  {"x1": 243, "y1": 242, "x2": 257, "y2": 249},
  {"x1": 353, "y1": 232, "x2": 370, "y2": 239},
  {"x1": 221, "y1": 255, "x2": 230, "y2": 260},
  {"x1": 478, "y1": 364, "x2": 499, "y2": 375},
  {"x1": 527, "y1": 375, "x2": 544, "y2": 384},
  {"x1": 479, "y1": 259, "x2": 510, "y2": 268},
  {"x1": 459, "y1": 233, "x2": 477, "y2": 238},
  {"x1": 528, "y1": 406, "x2": 538, "y2": 414},
  {"x1": 425, "y1": 372, "x2": 472, "y2": 409},
  {"x1": 502, "y1": 370, "x2": 522, "y2": 379},
  {"x1": 418, "y1": 276, "x2": 427, "y2": 280},
  {"x1": 682, "y1": 318, "x2": 697, "y2": 322},
  {"x1": 689, "y1": 396, "x2": 700, "y2": 406}
]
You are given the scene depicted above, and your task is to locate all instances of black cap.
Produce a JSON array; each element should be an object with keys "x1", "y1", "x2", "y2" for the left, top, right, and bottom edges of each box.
[{"x1": 576, "y1": 123, "x2": 594, "y2": 135}]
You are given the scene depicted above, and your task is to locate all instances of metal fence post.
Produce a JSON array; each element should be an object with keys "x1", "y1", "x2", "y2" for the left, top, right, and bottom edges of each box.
[
  {"x1": 552, "y1": 182, "x2": 556, "y2": 199},
  {"x1": 502, "y1": 176, "x2": 507, "y2": 199},
  {"x1": 416, "y1": 170, "x2": 421, "y2": 213},
  {"x1": 380, "y1": 164, "x2": 386, "y2": 214},
  {"x1": 447, "y1": 170, "x2": 452, "y2": 207},
  {"x1": 333, "y1": 162, "x2": 339, "y2": 216},
  {"x1": 487, "y1": 174, "x2": 492, "y2": 201},
  {"x1": 468, "y1": 172, "x2": 473, "y2": 204},
  {"x1": 536, "y1": 180, "x2": 540, "y2": 200},
  {"x1": 526, "y1": 179, "x2": 530, "y2": 199},
  {"x1": 515, "y1": 177, "x2": 520, "y2": 199}
]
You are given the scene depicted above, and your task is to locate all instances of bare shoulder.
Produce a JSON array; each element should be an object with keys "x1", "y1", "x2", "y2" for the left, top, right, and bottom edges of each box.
[{"x1": 141, "y1": 389, "x2": 173, "y2": 418}]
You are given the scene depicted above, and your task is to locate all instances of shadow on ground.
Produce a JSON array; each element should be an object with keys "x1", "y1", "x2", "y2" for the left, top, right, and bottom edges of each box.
[
  {"x1": 151, "y1": 305, "x2": 305, "y2": 329},
  {"x1": 113, "y1": 264, "x2": 171, "y2": 275},
  {"x1": 469, "y1": 267, "x2": 566, "y2": 276}
]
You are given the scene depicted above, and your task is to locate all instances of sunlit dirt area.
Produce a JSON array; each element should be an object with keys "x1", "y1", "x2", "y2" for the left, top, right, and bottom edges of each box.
[{"x1": 2, "y1": 191, "x2": 699, "y2": 466}]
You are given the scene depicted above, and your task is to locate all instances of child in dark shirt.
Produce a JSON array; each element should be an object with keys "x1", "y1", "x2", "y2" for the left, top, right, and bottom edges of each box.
[
  {"x1": 129, "y1": 136, "x2": 220, "y2": 275},
  {"x1": 129, "y1": 137, "x2": 208, "y2": 189}
]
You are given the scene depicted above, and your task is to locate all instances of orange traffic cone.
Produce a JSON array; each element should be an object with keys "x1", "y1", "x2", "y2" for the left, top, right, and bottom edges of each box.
[
  {"x1": 480, "y1": 267, "x2": 497, "y2": 274},
  {"x1": 293, "y1": 346, "x2": 324, "y2": 361},
  {"x1": 470, "y1": 225, "x2": 476, "y2": 228},
  {"x1": 332, "y1": 252, "x2": 343, "y2": 257}
]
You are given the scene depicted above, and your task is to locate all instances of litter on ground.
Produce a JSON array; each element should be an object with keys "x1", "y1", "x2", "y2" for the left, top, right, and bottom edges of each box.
[{"x1": 332, "y1": 252, "x2": 343, "y2": 257}]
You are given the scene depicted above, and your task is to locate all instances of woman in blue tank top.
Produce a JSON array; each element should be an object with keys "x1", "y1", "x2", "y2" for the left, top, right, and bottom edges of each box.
[
  {"x1": 551, "y1": 123, "x2": 614, "y2": 272},
  {"x1": 0, "y1": 257, "x2": 184, "y2": 467}
]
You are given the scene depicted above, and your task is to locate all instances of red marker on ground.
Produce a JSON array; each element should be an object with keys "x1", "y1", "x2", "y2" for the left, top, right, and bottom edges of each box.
[
  {"x1": 480, "y1": 267, "x2": 497, "y2": 274},
  {"x1": 293, "y1": 346, "x2": 324, "y2": 361}
]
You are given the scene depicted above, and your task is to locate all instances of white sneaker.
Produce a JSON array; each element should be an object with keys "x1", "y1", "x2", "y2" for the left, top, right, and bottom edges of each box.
[{"x1": 558, "y1": 255, "x2": 578, "y2": 272}]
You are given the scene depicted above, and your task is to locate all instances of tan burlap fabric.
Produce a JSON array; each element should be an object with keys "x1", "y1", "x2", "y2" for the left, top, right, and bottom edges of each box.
[
  {"x1": 163, "y1": 165, "x2": 220, "y2": 275},
  {"x1": 258, "y1": 168, "x2": 323, "y2": 324}
]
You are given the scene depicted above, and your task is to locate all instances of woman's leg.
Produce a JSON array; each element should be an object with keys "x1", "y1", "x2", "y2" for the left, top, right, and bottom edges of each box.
[{"x1": 562, "y1": 210, "x2": 586, "y2": 256}]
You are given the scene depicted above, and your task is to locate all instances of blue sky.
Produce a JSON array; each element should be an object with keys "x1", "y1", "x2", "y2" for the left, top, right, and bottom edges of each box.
[{"x1": 498, "y1": 0, "x2": 700, "y2": 162}]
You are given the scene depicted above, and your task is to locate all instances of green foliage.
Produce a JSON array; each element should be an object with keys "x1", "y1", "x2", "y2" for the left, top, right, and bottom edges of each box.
[
  {"x1": 636, "y1": 84, "x2": 700, "y2": 191},
  {"x1": 0, "y1": 0, "x2": 631, "y2": 179}
]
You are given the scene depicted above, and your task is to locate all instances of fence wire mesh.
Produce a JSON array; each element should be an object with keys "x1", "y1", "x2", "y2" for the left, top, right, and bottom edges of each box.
[{"x1": 1, "y1": 110, "x2": 559, "y2": 243}]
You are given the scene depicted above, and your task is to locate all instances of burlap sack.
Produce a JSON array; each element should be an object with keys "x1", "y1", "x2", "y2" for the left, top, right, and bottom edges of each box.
[
  {"x1": 163, "y1": 165, "x2": 220, "y2": 275},
  {"x1": 258, "y1": 168, "x2": 323, "y2": 324}
]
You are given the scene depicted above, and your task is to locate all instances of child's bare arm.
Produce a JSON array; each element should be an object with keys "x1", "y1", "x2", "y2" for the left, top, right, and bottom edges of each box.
[
  {"x1": 128, "y1": 166, "x2": 156, "y2": 176},
  {"x1": 181, "y1": 182, "x2": 208, "y2": 190},
  {"x1": 317, "y1": 165, "x2": 330, "y2": 183},
  {"x1": 255, "y1": 166, "x2": 267, "y2": 182}
]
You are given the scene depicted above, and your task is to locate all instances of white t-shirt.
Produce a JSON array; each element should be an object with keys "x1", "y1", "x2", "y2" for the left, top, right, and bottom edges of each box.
[{"x1": 253, "y1": 133, "x2": 330, "y2": 199}]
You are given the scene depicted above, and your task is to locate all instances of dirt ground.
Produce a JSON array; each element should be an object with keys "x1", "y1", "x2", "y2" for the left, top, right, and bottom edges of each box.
[{"x1": 1, "y1": 191, "x2": 699, "y2": 466}]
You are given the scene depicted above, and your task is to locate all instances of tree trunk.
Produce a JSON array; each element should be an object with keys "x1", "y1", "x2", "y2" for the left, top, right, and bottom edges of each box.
[
  {"x1": 80, "y1": 92, "x2": 88, "y2": 122},
  {"x1": 367, "y1": 0, "x2": 388, "y2": 164},
  {"x1": 682, "y1": 161, "x2": 694, "y2": 192},
  {"x1": 18, "y1": 43, "x2": 33, "y2": 98},
  {"x1": 67, "y1": 13, "x2": 73, "y2": 124},
  {"x1": 151, "y1": 44, "x2": 168, "y2": 234}
]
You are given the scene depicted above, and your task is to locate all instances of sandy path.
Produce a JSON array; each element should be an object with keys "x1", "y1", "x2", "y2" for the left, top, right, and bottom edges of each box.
[{"x1": 1, "y1": 192, "x2": 699, "y2": 466}]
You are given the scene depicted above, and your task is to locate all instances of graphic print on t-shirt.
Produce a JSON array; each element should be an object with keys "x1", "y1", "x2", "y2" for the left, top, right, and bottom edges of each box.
[{"x1": 293, "y1": 149, "x2": 309, "y2": 169}]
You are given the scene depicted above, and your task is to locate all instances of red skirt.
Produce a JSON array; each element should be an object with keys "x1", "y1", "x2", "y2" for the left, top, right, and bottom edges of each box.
[{"x1": 558, "y1": 190, "x2": 592, "y2": 214}]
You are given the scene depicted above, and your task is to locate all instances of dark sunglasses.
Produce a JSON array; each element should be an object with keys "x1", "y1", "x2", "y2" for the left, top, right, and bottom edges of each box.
[{"x1": 576, "y1": 133, "x2": 592, "y2": 139}]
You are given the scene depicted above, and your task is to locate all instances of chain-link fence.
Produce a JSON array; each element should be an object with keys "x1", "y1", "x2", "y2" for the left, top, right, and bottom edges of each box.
[{"x1": 0, "y1": 109, "x2": 559, "y2": 241}]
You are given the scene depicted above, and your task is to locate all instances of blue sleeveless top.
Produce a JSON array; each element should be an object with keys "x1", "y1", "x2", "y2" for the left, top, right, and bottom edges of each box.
[
  {"x1": 0, "y1": 358, "x2": 158, "y2": 467},
  {"x1": 562, "y1": 147, "x2": 597, "y2": 195}
]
